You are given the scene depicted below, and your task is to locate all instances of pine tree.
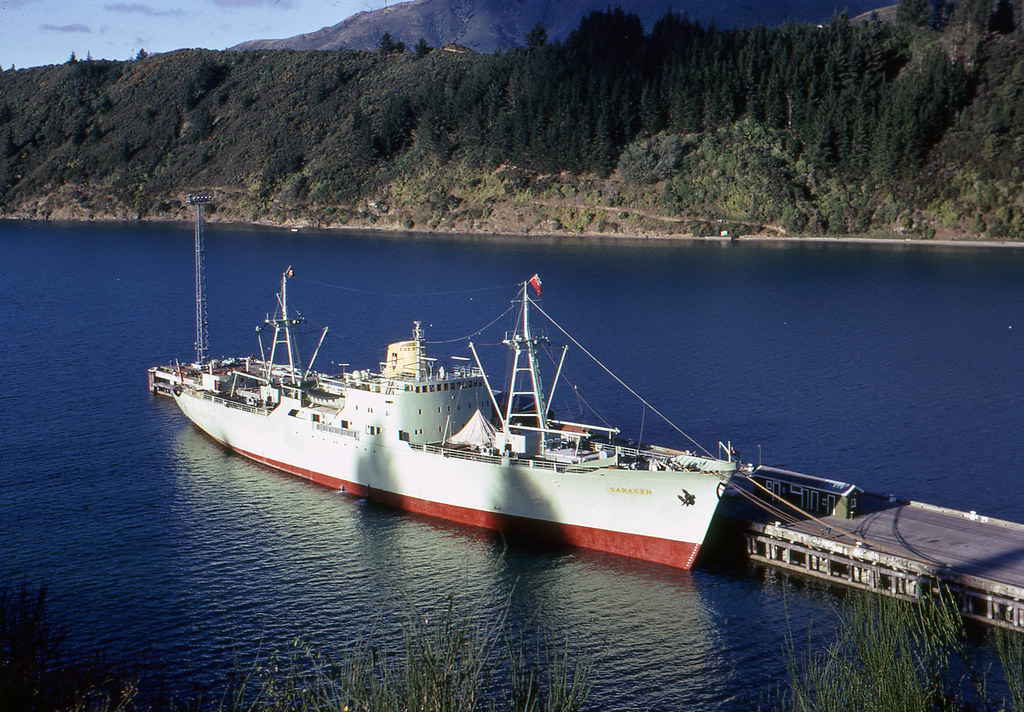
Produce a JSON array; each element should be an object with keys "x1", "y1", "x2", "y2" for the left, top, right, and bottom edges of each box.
[
  {"x1": 895, "y1": 0, "x2": 931, "y2": 27},
  {"x1": 378, "y1": 32, "x2": 406, "y2": 55},
  {"x1": 525, "y1": 23, "x2": 547, "y2": 50},
  {"x1": 991, "y1": 0, "x2": 1015, "y2": 33}
]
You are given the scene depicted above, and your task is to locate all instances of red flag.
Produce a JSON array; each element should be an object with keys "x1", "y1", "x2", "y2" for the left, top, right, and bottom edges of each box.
[{"x1": 528, "y1": 273, "x2": 542, "y2": 295}]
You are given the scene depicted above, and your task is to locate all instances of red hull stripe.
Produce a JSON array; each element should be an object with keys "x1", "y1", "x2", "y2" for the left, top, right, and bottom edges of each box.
[
  {"x1": 215, "y1": 438, "x2": 700, "y2": 570},
  {"x1": 369, "y1": 486, "x2": 701, "y2": 569}
]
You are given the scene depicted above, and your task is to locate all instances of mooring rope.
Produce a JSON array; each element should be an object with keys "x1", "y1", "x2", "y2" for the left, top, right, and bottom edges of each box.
[{"x1": 730, "y1": 475, "x2": 942, "y2": 565}]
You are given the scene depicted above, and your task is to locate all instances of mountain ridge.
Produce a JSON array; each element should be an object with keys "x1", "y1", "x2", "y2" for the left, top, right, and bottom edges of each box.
[{"x1": 231, "y1": 0, "x2": 889, "y2": 53}]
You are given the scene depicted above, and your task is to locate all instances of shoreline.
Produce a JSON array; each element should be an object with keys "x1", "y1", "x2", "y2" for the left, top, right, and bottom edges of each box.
[{"x1": 4, "y1": 213, "x2": 1022, "y2": 249}]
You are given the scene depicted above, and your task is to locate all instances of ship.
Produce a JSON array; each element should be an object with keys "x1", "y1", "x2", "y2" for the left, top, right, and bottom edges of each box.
[{"x1": 149, "y1": 268, "x2": 739, "y2": 569}]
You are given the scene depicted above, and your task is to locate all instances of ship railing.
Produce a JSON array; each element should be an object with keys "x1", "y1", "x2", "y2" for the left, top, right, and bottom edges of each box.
[
  {"x1": 412, "y1": 365, "x2": 484, "y2": 382},
  {"x1": 613, "y1": 444, "x2": 641, "y2": 460},
  {"x1": 610, "y1": 443, "x2": 690, "y2": 464},
  {"x1": 416, "y1": 441, "x2": 721, "y2": 475},
  {"x1": 254, "y1": 362, "x2": 304, "y2": 383},
  {"x1": 281, "y1": 385, "x2": 305, "y2": 400},
  {"x1": 375, "y1": 364, "x2": 484, "y2": 381},
  {"x1": 415, "y1": 443, "x2": 572, "y2": 472},
  {"x1": 194, "y1": 390, "x2": 271, "y2": 416},
  {"x1": 316, "y1": 375, "x2": 348, "y2": 391},
  {"x1": 419, "y1": 443, "x2": 502, "y2": 465},
  {"x1": 525, "y1": 458, "x2": 559, "y2": 472},
  {"x1": 451, "y1": 364, "x2": 484, "y2": 378}
]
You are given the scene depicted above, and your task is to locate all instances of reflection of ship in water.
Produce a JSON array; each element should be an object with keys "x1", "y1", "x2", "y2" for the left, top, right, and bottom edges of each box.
[{"x1": 150, "y1": 267, "x2": 739, "y2": 570}]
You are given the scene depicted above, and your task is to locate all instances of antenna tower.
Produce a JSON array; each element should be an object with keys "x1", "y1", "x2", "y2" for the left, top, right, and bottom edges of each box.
[{"x1": 189, "y1": 194, "x2": 212, "y2": 365}]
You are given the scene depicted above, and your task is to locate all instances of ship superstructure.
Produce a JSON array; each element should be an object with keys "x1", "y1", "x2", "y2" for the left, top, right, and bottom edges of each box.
[{"x1": 149, "y1": 269, "x2": 738, "y2": 569}]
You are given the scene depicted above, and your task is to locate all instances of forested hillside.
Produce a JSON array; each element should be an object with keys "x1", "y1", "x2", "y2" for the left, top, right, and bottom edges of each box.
[{"x1": 2, "y1": 1, "x2": 1024, "y2": 239}]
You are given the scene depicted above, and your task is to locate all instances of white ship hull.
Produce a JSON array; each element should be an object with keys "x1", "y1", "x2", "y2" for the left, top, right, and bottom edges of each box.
[{"x1": 173, "y1": 388, "x2": 727, "y2": 569}]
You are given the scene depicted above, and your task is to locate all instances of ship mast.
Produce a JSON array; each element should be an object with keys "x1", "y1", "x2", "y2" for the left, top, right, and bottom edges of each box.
[
  {"x1": 265, "y1": 266, "x2": 304, "y2": 385},
  {"x1": 189, "y1": 194, "x2": 212, "y2": 366},
  {"x1": 503, "y1": 279, "x2": 548, "y2": 434}
]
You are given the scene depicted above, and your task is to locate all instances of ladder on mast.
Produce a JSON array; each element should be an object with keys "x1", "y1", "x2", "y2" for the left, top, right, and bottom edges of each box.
[{"x1": 503, "y1": 282, "x2": 548, "y2": 433}]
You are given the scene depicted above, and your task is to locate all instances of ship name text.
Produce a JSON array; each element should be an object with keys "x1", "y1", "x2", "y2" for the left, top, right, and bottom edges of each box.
[{"x1": 609, "y1": 487, "x2": 652, "y2": 495}]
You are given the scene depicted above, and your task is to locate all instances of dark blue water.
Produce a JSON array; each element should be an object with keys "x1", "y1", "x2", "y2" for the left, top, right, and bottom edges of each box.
[{"x1": 2, "y1": 221, "x2": 1023, "y2": 709}]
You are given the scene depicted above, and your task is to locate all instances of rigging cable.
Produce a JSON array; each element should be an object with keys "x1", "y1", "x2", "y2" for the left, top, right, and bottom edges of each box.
[
  {"x1": 531, "y1": 300, "x2": 714, "y2": 458},
  {"x1": 427, "y1": 304, "x2": 514, "y2": 344},
  {"x1": 293, "y1": 276, "x2": 516, "y2": 344},
  {"x1": 294, "y1": 276, "x2": 520, "y2": 298},
  {"x1": 551, "y1": 371, "x2": 615, "y2": 431},
  {"x1": 540, "y1": 344, "x2": 615, "y2": 430}
]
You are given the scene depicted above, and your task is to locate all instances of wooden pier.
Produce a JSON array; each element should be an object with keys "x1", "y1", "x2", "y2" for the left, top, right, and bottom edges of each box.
[{"x1": 715, "y1": 480, "x2": 1024, "y2": 630}]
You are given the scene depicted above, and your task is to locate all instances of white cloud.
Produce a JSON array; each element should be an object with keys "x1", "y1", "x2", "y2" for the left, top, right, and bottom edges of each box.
[
  {"x1": 104, "y1": 3, "x2": 185, "y2": 17},
  {"x1": 39, "y1": 22, "x2": 92, "y2": 33},
  {"x1": 214, "y1": 0, "x2": 296, "y2": 8}
]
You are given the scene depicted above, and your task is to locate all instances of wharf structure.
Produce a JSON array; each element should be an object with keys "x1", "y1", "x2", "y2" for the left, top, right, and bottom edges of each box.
[{"x1": 717, "y1": 471, "x2": 1024, "y2": 631}]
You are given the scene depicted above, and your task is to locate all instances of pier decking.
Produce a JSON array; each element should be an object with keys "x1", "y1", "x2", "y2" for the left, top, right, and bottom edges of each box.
[{"x1": 717, "y1": 480, "x2": 1024, "y2": 630}]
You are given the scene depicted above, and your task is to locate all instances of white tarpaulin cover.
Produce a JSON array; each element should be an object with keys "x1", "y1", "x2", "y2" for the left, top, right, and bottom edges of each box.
[{"x1": 449, "y1": 409, "x2": 497, "y2": 448}]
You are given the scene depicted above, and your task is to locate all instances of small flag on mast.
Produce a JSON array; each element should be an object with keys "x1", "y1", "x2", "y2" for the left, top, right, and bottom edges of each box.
[{"x1": 528, "y1": 273, "x2": 542, "y2": 296}]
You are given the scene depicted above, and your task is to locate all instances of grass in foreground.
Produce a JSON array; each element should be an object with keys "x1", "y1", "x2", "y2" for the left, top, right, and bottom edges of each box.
[
  {"x1": 771, "y1": 586, "x2": 1024, "y2": 712},
  {"x1": 0, "y1": 584, "x2": 590, "y2": 712},
  {"x1": 220, "y1": 593, "x2": 591, "y2": 712},
  {"x1": 9, "y1": 578, "x2": 1024, "y2": 711},
  {"x1": 0, "y1": 584, "x2": 146, "y2": 712}
]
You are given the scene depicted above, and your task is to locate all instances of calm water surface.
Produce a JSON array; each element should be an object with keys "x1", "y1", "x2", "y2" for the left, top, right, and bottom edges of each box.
[{"x1": 2, "y1": 221, "x2": 1024, "y2": 709}]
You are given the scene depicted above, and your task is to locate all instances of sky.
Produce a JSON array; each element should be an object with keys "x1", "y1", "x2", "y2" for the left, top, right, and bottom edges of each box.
[{"x1": 0, "y1": 0, "x2": 388, "y2": 69}]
